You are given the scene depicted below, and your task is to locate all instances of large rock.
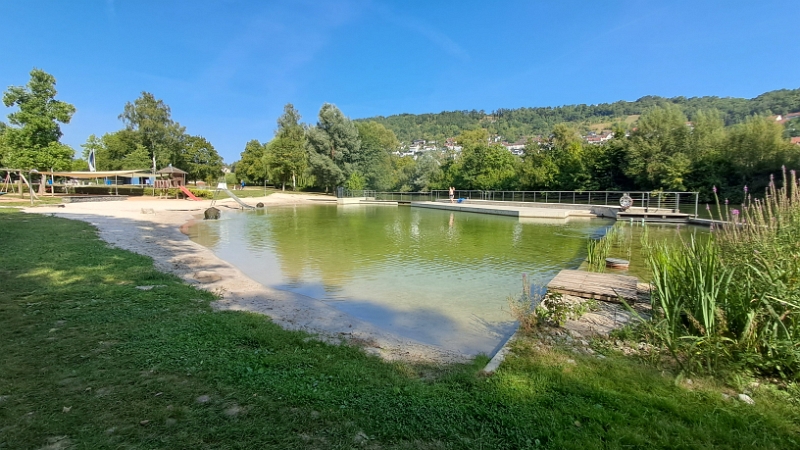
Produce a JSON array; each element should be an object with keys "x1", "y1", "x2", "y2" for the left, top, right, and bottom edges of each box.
[{"x1": 204, "y1": 207, "x2": 220, "y2": 220}]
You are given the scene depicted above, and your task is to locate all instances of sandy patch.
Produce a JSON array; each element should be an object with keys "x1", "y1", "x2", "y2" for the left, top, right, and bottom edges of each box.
[{"x1": 26, "y1": 193, "x2": 469, "y2": 364}]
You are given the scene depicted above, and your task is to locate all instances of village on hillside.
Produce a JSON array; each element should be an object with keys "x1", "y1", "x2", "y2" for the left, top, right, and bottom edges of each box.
[{"x1": 394, "y1": 112, "x2": 800, "y2": 159}]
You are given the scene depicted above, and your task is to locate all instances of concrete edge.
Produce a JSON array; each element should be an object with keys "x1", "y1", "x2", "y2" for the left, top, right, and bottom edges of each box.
[{"x1": 480, "y1": 328, "x2": 518, "y2": 375}]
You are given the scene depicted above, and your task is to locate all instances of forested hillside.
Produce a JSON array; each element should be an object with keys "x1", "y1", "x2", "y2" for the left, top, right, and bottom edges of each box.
[{"x1": 361, "y1": 88, "x2": 800, "y2": 142}]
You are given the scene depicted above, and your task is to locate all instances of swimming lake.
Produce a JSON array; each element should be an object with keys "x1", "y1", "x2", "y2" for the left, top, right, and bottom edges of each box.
[{"x1": 187, "y1": 204, "x2": 702, "y2": 355}]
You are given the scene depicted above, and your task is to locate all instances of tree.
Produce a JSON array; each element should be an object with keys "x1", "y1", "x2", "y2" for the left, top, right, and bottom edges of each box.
[
  {"x1": 80, "y1": 134, "x2": 102, "y2": 161},
  {"x1": 236, "y1": 139, "x2": 268, "y2": 184},
  {"x1": 119, "y1": 92, "x2": 186, "y2": 168},
  {"x1": 456, "y1": 129, "x2": 517, "y2": 190},
  {"x1": 2, "y1": 69, "x2": 76, "y2": 170},
  {"x1": 306, "y1": 103, "x2": 361, "y2": 192},
  {"x1": 120, "y1": 144, "x2": 152, "y2": 170},
  {"x1": 410, "y1": 152, "x2": 442, "y2": 191},
  {"x1": 183, "y1": 135, "x2": 223, "y2": 184},
  {"x1": 625, "y1": 104, "x2": 691, "y2": 190},
  {"x1": 266, "y1": 104, "x2": 307, "y2": 190},
  {"x1": 355, "y1": 121, "x2": 397, "y2": 190},
  {"x1": 785, "y1": 117, "x2": 800, "y2": 138},
  {"x1": 95, "y1": 129, "x2": 142, "y2": 171},
  {"x1": 0, "y1": 122, "x2": 8, "y2": 167},
  {"x1": 723, "y1": 116, "x2": 799, "y2": 191},
  {"x1": 518, "y1": 138, "x2": 558, "y2": 189}
]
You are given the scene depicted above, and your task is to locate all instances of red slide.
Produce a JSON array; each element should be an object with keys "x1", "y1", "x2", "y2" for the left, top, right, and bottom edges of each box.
[{"x1": 179, "y1": 185, "x2": 201, "y2": 201}]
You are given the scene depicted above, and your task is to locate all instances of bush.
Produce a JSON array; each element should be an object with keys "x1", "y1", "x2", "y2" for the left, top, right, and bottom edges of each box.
[{"x1": 71, "y1": 186, "x2": 145, "y2": 196}]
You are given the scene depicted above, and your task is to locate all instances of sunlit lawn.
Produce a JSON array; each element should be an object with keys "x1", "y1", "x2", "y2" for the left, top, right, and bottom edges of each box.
[{"x1": 1, "y1": 210, "x2": 798, "y2": 449}]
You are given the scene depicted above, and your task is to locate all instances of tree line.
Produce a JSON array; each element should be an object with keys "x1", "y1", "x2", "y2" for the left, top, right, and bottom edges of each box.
[
  {"x1": 363, "y1": 88, "x2": 800, "y2": 144},
  {"x1": 2, "y1": 68, "x2": 798, "y2": 200},
  {"x1": 239, "y1": 101, "x2": 799, "y2": 202},
  {"x1": 0, "y1": 69, "x2": 223, "y2": 184}
]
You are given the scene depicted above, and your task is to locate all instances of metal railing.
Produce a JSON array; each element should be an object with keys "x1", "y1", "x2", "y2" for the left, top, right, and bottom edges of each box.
[{"x1": 337, "y1": 188, "x2": 700, "y2": 216}]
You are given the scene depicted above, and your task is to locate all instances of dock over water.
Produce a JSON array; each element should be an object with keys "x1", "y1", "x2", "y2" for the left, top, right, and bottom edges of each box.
[
  {"x1": 547, "y1": 270, "x2": 639, "y2": 303},
  {"x1": 412, "y1": 201, "x2": 601, "y2": 219}
]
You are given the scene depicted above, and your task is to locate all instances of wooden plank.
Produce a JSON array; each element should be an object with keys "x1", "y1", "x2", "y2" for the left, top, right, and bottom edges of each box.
[{"x1": 547, "y1": 269, "x2": 638, "y2": 303}]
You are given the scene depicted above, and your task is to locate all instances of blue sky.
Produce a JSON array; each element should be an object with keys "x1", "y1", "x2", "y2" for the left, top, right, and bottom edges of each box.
[{"x1": 1, "y1": 0, "x2": 798, "y2": 163}]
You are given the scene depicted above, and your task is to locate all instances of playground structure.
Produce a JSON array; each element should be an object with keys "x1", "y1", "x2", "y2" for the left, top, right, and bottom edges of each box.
[
  {"x1": 212, "y1": 182, "x2": 254, "y2": 209},
  {"x1": 179, "y1": 185, "x2": 201, "y2": 201},
  {"x1": 154, "y1": 165, "x2": 187, "y2": 188},
  {"x1": 1, "y1": 169, "x2": 40, "y2": 205}
]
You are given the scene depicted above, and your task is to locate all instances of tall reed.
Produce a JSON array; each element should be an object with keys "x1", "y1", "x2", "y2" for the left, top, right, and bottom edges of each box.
[
  {"x1": 586, "y1": 227, "x2": 616, "y2": 272},
  {"x1": 646, "y1": 168, "x2": 800, "y2": 377}
]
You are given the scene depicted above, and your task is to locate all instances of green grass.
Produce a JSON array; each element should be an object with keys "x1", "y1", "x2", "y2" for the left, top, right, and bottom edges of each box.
[
  {"x1": 1, "y1": 210, "x2": 799, "y2": 449},
  {"x1": 217, "y1": 187, "x2": 319, "y2": 199},
  {"x1": 0, "y1": 196, "x2": 64, "y2": 207}
]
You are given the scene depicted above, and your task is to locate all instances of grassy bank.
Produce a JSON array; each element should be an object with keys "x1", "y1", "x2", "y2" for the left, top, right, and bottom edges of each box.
[{"x1": 1, "y1": 210, "x2": 798, "y2": 449}]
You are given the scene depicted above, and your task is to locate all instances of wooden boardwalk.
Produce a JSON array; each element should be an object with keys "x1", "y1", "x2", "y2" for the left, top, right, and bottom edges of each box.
[{"x1": 547, "y1": 270, "x2": 638, "y2": 303}]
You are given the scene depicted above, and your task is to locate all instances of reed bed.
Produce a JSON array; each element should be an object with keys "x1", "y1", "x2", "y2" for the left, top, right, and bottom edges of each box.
[{"x1": 645, "y1": 168, "x2": 800, "y2": 378}]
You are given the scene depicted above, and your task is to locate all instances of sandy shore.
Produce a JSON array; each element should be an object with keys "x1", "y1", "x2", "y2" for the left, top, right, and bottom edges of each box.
[{"x1": 24, "y1": 193, "x2": 470, "y2": 364}]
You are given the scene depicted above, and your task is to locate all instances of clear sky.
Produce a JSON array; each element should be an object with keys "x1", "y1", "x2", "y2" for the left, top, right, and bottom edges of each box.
[{"x1": 1, "y1": 0, "x2": 798, "y2": 163}]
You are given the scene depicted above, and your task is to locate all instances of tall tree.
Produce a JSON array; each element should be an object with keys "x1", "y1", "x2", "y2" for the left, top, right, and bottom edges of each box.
[
  {"x1": 183, "y1": 135, "x2": 223, "y2": 184},
  {"x1": 625, "y1": 104, "x2": 691, "y2": 190},
  {"x1": 120, "y1": 144, "x2": 152, "y2": 170},
  {"x1": 456, "y1": 129, "x2": 517, "y2": 190},
  {"x1": 118, "y1": 92, "x2": 186, "y2": 168},
  {"x1": 95, "y1": 129, "x2": 142, "y2": 171},
  {"x1": 410, "y1": 152, "x2": 442, "y2": 191},
  {"x1": 306, "y1": 103, "x2": 361, "y2": 192},
  {"x1": 236, "y1": 139, "x2": 268, "y2": 184},
  {"x1": 1, "y1": 69, "x2": 76, "y2": 170},
  {"x1": 355, "y1": 121, "x2": 397, "y2": 190},
  {"x1": 723, "y1": 116, "x2": 799, "y2": 192},
  {"x1": 0, "y1": 122, "x2": 8, "y2": 167},
  {"x1": 266, "y1": 104, "x2": 307, "y2": 190}
]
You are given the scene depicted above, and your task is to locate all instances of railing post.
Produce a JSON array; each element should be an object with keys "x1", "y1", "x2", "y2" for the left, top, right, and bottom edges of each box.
[
  {"x1": 675, "y1": 193, "x2": 680, "y2": 213},
  {"x1": 588, "y1": 192, "x2": 591, "y2": 205},
  {"x1": 695, "y1": 192, "x2": 699, "y2": 218}
]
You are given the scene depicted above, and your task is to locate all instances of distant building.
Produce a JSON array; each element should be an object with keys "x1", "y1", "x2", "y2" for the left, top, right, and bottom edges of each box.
[
  {"x1": 773, "y1": 112, "x2": 800, "y2": 124},
  {"x1": 583, "y1": 131, "x2": 614, "y2": 144},
  {"x1": 791, "y1": 137, "x2": 800, "y2": 146},
  {"x1": 501, "y1": 139, "x2": 527, "y2": 156}
]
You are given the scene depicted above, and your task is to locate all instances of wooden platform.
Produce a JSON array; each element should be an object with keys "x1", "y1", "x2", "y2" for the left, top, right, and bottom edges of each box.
[{"x1": 547, "y1": 270, "x2": 638, "y2": 303}]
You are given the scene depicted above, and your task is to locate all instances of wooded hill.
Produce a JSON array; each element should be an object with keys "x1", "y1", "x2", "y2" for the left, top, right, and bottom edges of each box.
[{"x1": 359, "y1": 88, "x2": 800, "y2": 143}]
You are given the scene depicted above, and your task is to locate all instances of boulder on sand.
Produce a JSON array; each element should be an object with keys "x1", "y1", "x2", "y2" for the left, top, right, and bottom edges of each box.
[{"x1": 204, "y1": 207, "x2": 220, "y2": 220}]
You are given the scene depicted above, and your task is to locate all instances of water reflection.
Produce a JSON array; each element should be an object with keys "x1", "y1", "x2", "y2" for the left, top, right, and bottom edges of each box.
[{"x1": 186, "y1": 205, "x2": 703, "y2": 354}]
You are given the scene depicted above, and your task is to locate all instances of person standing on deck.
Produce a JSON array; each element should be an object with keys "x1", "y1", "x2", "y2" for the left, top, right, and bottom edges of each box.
[{"x1": 449, "y1": 186, "x2": 455, "y2": 203}]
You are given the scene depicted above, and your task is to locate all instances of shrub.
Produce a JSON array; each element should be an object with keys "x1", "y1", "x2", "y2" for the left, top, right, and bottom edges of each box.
[{"x1": 72, "y1": 186, "x2": 145, "y2": 196}]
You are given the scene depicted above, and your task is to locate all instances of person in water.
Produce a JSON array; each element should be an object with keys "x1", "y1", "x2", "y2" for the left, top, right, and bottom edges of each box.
[{"x1": 449, "y1": 186, "x2": 455, "y2": 203}]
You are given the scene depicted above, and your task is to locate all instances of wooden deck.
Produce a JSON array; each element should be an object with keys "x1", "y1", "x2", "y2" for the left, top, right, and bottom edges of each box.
[{"x1": 547, "y1": 270, "x2": 638, "y2": 303}]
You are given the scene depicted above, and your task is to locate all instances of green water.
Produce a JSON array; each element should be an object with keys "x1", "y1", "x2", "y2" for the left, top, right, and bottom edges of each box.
[{"x1": 187, "y1": 205, "x2": 704, "y2": 354}]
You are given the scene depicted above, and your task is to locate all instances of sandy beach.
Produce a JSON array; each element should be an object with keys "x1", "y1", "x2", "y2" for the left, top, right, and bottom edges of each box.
[{"x1": 23, "y1": 193, "x2": 471, "y2": 364}]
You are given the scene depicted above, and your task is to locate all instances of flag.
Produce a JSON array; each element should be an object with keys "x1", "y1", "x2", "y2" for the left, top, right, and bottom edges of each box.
[{"x1": 88, "y1": 148, "x2": 96, "y2": 172}]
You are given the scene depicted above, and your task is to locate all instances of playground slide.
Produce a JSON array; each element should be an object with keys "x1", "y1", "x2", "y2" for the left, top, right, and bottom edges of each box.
[
  {"x1": 220, "y1": 188, "x2": 255, "y2": 209},
  {"x1": 179, "y1": 185, "x2": 201, "y2": 201}
]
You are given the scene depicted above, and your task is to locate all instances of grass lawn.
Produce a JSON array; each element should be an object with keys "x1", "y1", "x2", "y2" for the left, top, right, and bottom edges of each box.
[
  {"x1": 1, "y1": 210, "x2": 798, "y2": 449},
  {"x1": 218, "y1": 187, "x2": 324, "y2": 199},
  {"x1": 0, "y1": 197, "x2": 64, "y2": 207}
]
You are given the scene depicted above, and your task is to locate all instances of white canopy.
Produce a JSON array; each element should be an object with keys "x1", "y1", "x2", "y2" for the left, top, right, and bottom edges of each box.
[{"x1": 41, "y1": 170, "x2": 155, "y2": 179}]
